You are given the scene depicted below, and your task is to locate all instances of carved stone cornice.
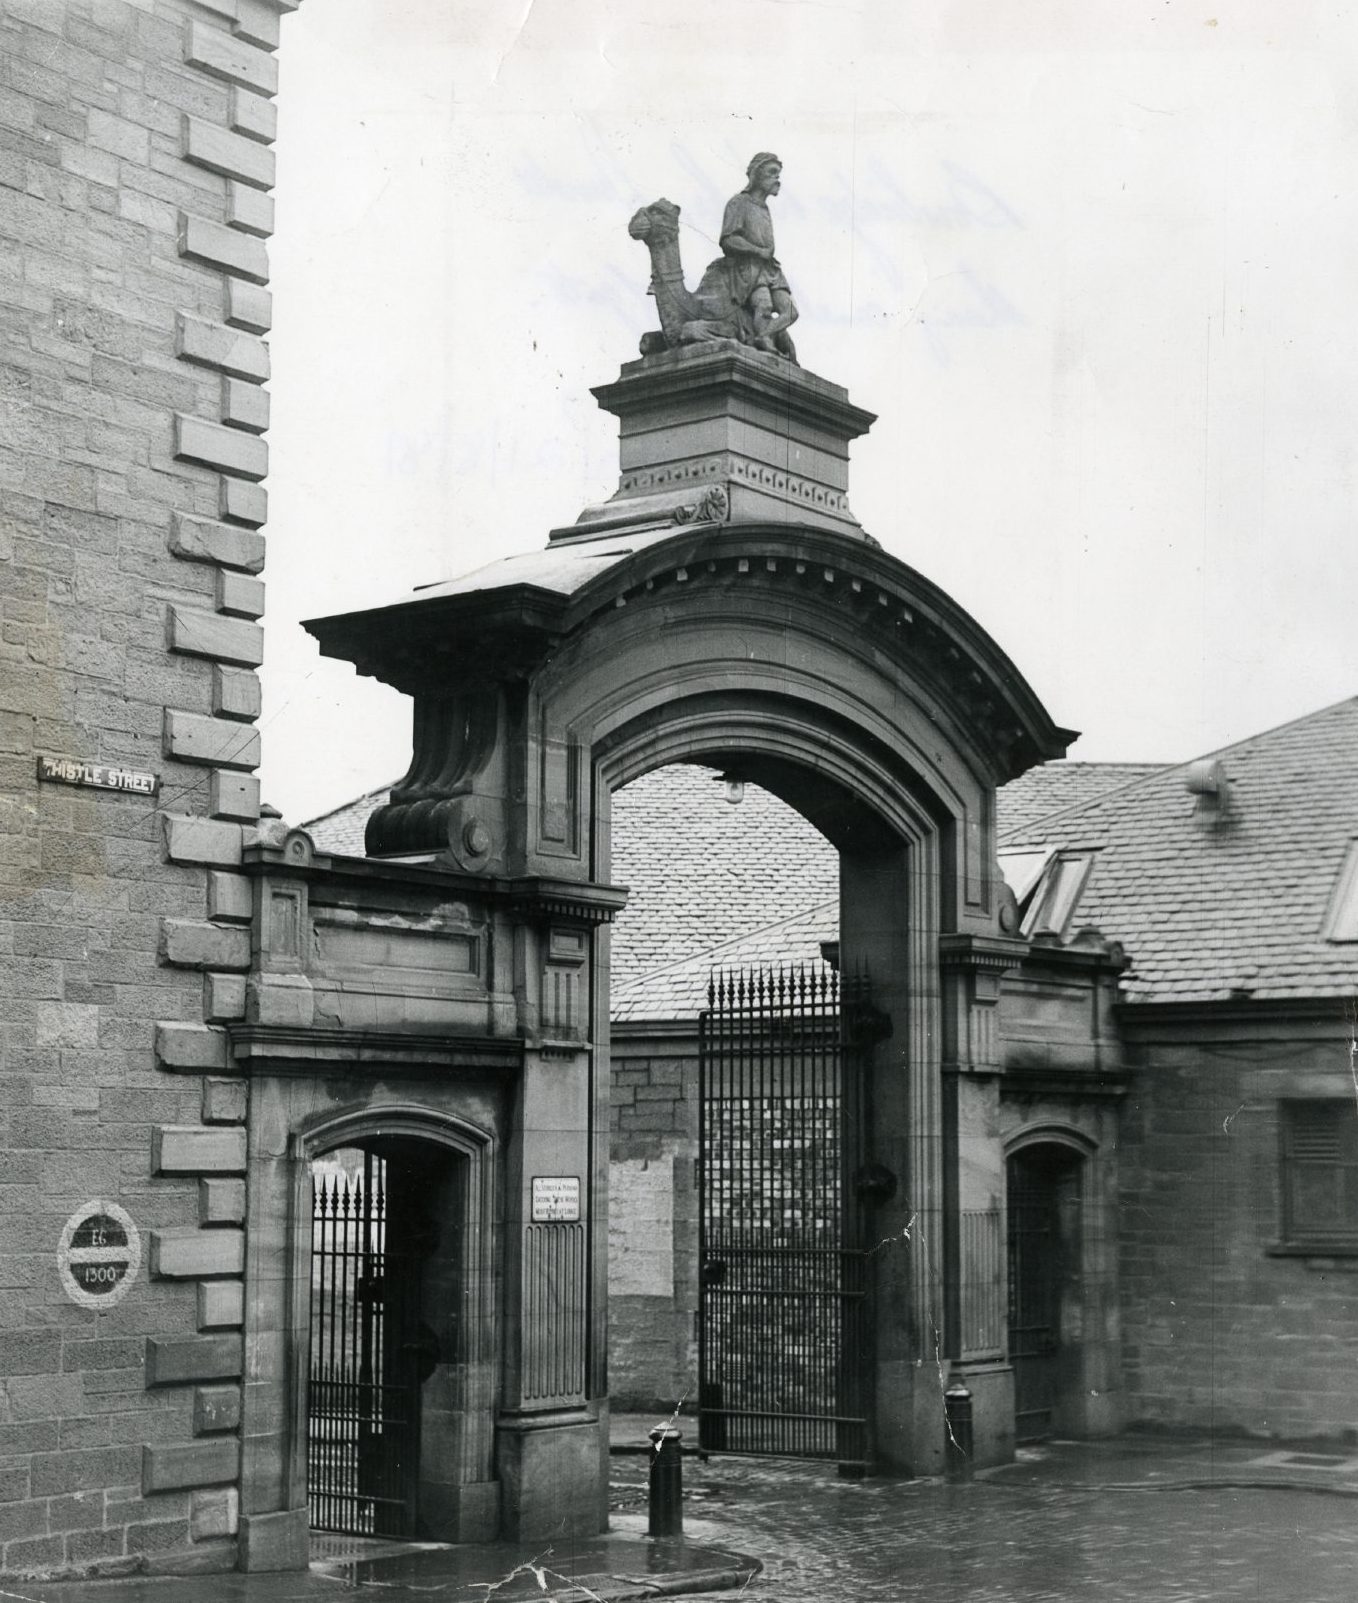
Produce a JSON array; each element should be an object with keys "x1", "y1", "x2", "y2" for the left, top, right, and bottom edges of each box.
[
  {"x1": 938, "y1": 933, "x2": 1030, "y2": 976},
  {"x1": 226, "y1": 1024, "x2": 524, "y2": 1076},
  {"x1": 590, "y1": 342, "x2": 877, "y2": 447},
  {"x1": 999, "y1": 1061, "x2": 1132, "y2": 1100},
  {"x1": 503, "y1": 878, "x2": 628, "y2": 926}
]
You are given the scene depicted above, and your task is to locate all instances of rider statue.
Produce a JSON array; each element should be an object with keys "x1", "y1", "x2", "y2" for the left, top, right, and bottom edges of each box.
[{"x1": 719, "y1": 153, "x2": 799, "y2": 362}]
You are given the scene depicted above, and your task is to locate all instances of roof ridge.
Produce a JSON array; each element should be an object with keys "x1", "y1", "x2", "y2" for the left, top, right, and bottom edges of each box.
[
  {"x1": 999, "y1": 760, "x2": 1176, "y2": 843},
  {"x1": 612, "y1": 895, "x2": 838, "y2": 995}
]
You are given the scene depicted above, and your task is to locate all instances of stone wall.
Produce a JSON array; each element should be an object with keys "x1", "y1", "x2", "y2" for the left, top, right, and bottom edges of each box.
[
  {"x1": 0, "y1": 0, "x2": 293, "y2": 1576},
  {"x1": 608, "y1": 1034, "x2": 699, "y2": 1412},
  {"x1": 1117, "y1": 1018, "x2": 1358, "y2": 1442}
]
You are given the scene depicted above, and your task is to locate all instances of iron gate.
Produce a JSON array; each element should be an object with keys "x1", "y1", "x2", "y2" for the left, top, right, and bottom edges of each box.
[
  {"x1": 697, "y1": 964, "x2": 871, "y2": 1468},
  {"x1": 308, "y1": 1152, "x2": 422, "y2": 1536},
  {"x1": 1006, "y1": 1147, "x2": 1081, "y2": 1443}
]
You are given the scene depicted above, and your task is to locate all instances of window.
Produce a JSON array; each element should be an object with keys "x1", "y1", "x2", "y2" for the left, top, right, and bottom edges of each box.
[
  {"x1": 1280, "y1": 1101, "x2": 1358, "y2": 1251},
  {"x1": 1020, "y1": 852, "x2": 1094, "y2": 939},
  {"x1": 997, "y1": 847, "x2": 1053, "y2": 905},
  {"x1": 1321, "y1": 841, "x2": 1358, "y2": 942}
]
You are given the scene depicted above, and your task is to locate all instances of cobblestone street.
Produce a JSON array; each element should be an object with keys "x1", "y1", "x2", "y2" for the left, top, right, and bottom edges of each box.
[{"x1": 610, "y1": 1440, "x2": 1358, "y2": 1602}]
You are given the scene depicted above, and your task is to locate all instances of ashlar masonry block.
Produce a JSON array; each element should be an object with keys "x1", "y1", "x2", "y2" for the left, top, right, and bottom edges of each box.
[
  {"x1": 182, "y1": 115, "x2": 276, "y2": 190},
  {"x1": 210, "y1": 772, "x2": 260, "y2": 823},
  {"x1": 160, "y1": 917, "x2": 251, "y2": 971},
  {"x1": 174, "y1": 414, "x2": 269, "y2": 479},
  {"x1": 220, "y1": 478, "x2": 267, "y2": 526},
  {"x1": 155, "y1": 1126, "x2": 247, "y2": 1175},
  {"x1": 216, "y1": 572, "x2": 264, "y2": 620},
  {"x1": 150, "y1": 1228, "x2": 245, "y2": 1279},
  {"x1": 229, "y1": 87, "x2": 277, "y2": 145},
  {"x1": 168, "y1": 605, "x2": 264, "y2": 668},
  {"x1": 225, "y1": 279, "x2": 272, "y2": 333},
  {"x1": 213, "y1": 666, "x2": 262, "y2": 723},
  {"x1": 226, "y1": 182, "x2": 273, "y2": 238},
  {"x1": 199, "y1": 1179, "x2": 246, "y2": 1226},
  {"x1": 143, "y1": 1439, "x2": 240, "y2": 1494},
  {"x1": 190, "y1": 1486, "x2": 240, "y2": 1542},
  {"x1": 177, "y1": 314, "x2": 270, "y2": 382},
  {"x1": 185, "y1": 22, "x2": 280, "y2": 97},
  {"x1": 170, "y1": 513, "x2": 265, "y2": 573},
  {"x1": 146, "y1": 1334, "x2": 243, "y2": 1386},
  {"x1": 221, "y1": 378, "x2": 269, "y2": 434},
  {"x1": 203, "y1": 972, "x2": 247, "y2": 1022},
  {"x1": 198, "y1": 1282, "x2": 244, "y2": 1331},
  {"x1": 207, "y1": 871, "x2": 252, "y2": 923},
  {"x1": 165, "y1": 709, "x2": 261, "y2": 771},
  {"x1": 164, "y1": 813, "x2": 244, "y2": 866},
  {"x1": 156, "y1": 1023, "x2": 230, "y2": 1073},
  {"x1": 178, "y1": 215, "x2": 270, "y2": 286},
  {"x1": 234, "y1": 0, "x2": 282, "y2": 50},
  {"x1": 194, "y1": 1385, "x2": 243, "y2": 1435},
  {"x1": 203, "y1": 1078, "x2": 248, "y2": 1125}
]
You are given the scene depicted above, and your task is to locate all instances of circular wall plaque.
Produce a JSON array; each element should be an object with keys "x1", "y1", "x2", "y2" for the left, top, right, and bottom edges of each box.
[{"x1": 58, "y1": 1201, "x2": 141, "y2": 1310}]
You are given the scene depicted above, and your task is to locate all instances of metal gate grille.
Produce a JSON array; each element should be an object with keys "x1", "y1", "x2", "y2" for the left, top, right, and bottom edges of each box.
[
  {"x1": 1007, "y1": 1148, "x2": 1081, "y2": 1444},
  {"x1": 698, "y1": 964, "x2": 869, "y2": 1467},
  {"x1": 308, "y1": 1152, "x2": 420, "y2": 1536}
]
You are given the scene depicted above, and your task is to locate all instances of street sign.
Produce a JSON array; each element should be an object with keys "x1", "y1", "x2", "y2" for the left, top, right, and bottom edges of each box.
[
  {"x1": 37, "y1": 756, "x2": 159, "y2": 796},
  {"x1": 58, "y1": 1201, "x2": 141, "y2": 1310}
]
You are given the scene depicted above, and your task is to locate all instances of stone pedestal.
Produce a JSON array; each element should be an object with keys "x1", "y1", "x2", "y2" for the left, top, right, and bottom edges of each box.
[{"x1": 564, "y1": 343, "x2": 877, "y2": 540}]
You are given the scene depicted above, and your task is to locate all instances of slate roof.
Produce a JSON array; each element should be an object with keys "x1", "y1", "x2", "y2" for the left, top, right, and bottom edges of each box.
[
  {"x1": 606, "y1": 765, "x2": 837, "y2": 992},
  {"x1": 1002, "y1": 696, "x2": 1358, "y2": 1005},
  {"x1": 304, "y1": 782, "x2": 391, "y2": 857}
]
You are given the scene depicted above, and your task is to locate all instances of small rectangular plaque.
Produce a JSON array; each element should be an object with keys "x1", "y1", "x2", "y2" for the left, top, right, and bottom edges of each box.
[
  {"x1": 531, "y1": 1176, "x2": 581, "y2": 1222},
  {"x1": 37, "y1": 756, "x2": 159, "y2": 796}
]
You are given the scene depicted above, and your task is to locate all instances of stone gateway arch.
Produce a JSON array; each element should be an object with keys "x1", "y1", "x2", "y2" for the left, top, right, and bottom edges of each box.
[{"x1": 271, "y1": 337, "x2": 1074, "y2": 1541}]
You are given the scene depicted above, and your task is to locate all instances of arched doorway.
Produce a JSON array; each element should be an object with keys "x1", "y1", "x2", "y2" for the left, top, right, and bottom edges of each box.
[{"x1": 1006, "y1": 1141, "x2": 1085, "y2": 1442}]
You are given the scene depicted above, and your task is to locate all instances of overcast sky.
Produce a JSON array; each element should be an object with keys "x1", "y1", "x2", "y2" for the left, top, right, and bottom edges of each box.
[{"x1": 261, "y1": 0, "x2": 1358, "y2": 827}]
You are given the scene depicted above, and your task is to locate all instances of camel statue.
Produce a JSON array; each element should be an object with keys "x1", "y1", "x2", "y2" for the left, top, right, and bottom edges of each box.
[{"x1": 628, "y1": 198, "x2": 799, "y2": 361}]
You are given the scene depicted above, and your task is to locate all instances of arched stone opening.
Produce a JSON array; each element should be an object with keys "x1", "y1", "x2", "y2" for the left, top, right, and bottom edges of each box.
[
  {"x1": 238, "y1": 1088, "x2": 504, "y2": 1567},
  {"x1": 1003, "y1": 1125, "x2": 1119, "y2": 1442},
  {"x1": 302, "y1": 342, "x2": 1074, "y2": 1501}
]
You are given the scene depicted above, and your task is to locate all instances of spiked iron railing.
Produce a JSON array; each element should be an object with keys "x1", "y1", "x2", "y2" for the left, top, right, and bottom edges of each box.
[{"x1": 308, "y1": 1154, "x2": 419, "y2": 1537}]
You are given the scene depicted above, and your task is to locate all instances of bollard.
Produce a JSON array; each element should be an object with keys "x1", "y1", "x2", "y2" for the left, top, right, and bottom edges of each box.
[
  {"x1": 943, "y1": 1379, "x2": 973, "y2": 1483},
  {"x1": 647, "y1": 1425, "x2": 684, "y2": 1537}
]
